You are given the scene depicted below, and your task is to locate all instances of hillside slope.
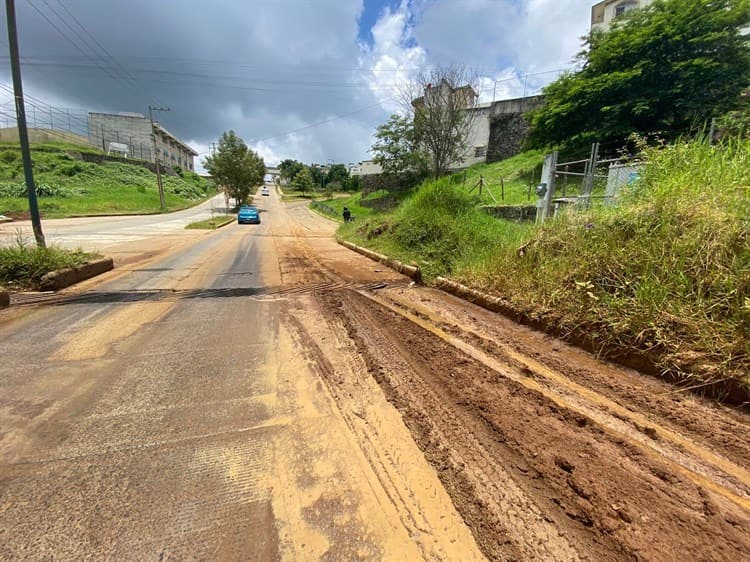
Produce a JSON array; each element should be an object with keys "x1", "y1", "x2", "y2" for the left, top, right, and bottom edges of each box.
[{"x1": 0, "y1": 145, "x2": 213, "y2": 218}]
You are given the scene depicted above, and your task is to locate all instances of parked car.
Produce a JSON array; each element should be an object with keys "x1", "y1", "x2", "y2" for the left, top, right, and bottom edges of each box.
[
  {"x1": 261, "y1": 187, "x2": 270, "y2": 196},
  {"x1": 237, "y1": 206, "x2": 260, "y2": 224}
]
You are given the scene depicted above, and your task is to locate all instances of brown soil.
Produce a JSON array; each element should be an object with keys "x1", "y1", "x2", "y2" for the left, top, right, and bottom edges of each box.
[{"x1": 273, "y1": 206, "x2": 750, "y2": 561}]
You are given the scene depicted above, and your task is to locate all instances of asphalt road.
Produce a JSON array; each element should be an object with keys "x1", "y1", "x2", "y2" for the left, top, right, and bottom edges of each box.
[
  {"x1": 2, "y1": 187, "x2": 749, "y2": 560},
  {"x1": 0, "y1": 188, "x2": 483, "y2": 561},
  {"x1": 0, "y1": 193, "x2": 228, "y2": 250}
]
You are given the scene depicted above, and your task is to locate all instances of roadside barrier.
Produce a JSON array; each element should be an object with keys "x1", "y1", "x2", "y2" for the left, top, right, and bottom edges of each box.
[{"x1": 337, "y1": 240, "x2": 421, "y2": 283}]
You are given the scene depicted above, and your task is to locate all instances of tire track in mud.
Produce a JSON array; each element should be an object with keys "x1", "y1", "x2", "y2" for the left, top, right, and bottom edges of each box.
[{"x1": 316, "y1": 289, "x2": 750, "y2": 561}]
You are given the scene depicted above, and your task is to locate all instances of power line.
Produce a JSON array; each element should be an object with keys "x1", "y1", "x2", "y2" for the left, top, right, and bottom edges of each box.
[{"x1": 22, "y1": 0, "x2": 122, "y2": 82}]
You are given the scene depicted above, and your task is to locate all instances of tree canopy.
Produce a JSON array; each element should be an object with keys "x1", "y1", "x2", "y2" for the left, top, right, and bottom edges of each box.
[
  {"x1": 278, "y1": 159, "x2": 305, "y2": 183},
  {"x1": 527, "y1": 0, "x2": 750, "y2": 149},
  {"x1": 202, "y1": 131, "x2": 265, "y2": 207}
]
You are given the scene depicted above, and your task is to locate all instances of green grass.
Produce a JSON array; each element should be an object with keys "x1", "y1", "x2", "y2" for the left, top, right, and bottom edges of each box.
[
  {"x1": 337, "y1": 140, "x2": 750, "y2": 391},
  {"x1": 0, "y1": 240, "x2": 98, "y2": 290},
  {"x1": 466, "y1": 138, "x2": 750, "y2": 387},
  {"x1": 0, "y1": 147, "x2": 215, "y2": 217},
  {"x1": 339, "y1": 179, "x2": 532, "y2": 279},
  {"x1": 185, "y1": 215, "x2": 234, "y2": 230}
]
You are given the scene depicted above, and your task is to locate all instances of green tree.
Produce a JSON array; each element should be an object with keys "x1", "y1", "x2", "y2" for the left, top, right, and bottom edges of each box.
[
  {"x1": 372, "y1": 114, "x2": 429, "y2": 179},
  {"x1": 279, "y1": 159, "x2": 304, "y2": 183},
  {"x1": 202, "y1": 131, "x2": 265, "y2": 207},
  {"x1": 325, "y1": 163, "x2": 350, "y2": 186},
  {"x1": 402, "y1": 65, "x2": 479, "y2": 178},
  {"x1": 291, "y1": 167, "x2": 314, "y2": 195},
  {"x1": 308, "y1": 165, "x2": 325, "y2": 188},
  {"x1": 527, "y1": 0, "x2": 750, "y2": 149}
]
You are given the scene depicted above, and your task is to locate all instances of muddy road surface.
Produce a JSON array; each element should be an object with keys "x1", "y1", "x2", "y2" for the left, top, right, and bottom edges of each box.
[{"x1": 1, "y1": 188, "x2": 749, "y2": 560}]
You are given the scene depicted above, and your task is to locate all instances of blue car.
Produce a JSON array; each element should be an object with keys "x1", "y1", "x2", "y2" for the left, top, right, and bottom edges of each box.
[{"x1": 237, "y1": 206, "x2": 260, "y2": 224}]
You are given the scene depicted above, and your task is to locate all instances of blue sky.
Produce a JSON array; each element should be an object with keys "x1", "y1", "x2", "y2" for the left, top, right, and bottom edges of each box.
[{"x1": 358, "y1": 0, "x2": 401, "y2": 45}]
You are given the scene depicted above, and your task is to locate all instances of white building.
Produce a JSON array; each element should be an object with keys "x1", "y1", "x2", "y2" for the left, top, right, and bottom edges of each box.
[
  {"x1": 591, "y1": 0, "x2": 654, "y2": 31},
  {"x1": 348, "y1": 160, "x2": 382, "y2": 176}
]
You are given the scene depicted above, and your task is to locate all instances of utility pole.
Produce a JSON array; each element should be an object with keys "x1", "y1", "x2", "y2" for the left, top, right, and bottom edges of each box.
[
  {"x1": 148, "y1": 105, "x2": 169, "y2": 211},
  {"x1": 5, "y1": 0, "x2": 45, "y2": 246}
]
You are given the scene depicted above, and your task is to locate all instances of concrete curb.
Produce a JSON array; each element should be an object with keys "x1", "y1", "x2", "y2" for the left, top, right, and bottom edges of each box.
[
  {"x1": 434, "y1": 276, "x2": 750, "y2": 406},
  {"x1": 38, "y1": 257, "x2": 114, "y2": 292},
  {"x1": 0, "y1": 288, "x2": 9, "y2": 309},
  {"x1": 338, "y1": 240, "x2": 421, "y2": 283}
]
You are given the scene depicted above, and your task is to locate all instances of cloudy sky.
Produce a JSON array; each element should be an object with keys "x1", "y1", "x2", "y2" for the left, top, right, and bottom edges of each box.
[{"x1": 0, "y1": 0, "x2": 594, "y2": 168}]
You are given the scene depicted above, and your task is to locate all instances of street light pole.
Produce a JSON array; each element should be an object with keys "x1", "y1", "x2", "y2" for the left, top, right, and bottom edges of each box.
[
  {"x1": 148, "y1": 105, "x2": 169, "y2": 211},
  {"x1": 5, "y1": 0, "x2": 45, "y2": 247}
]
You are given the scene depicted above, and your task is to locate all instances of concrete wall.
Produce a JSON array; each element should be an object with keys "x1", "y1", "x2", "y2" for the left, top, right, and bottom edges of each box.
[
  {"x1": 88, "y1": 112, "x2": 153, "y2": 160},
  {"x1": 88, "y1": 113, "x2": 196, "y2": 171},
  {"x1": 452, "y1": 105, "x2": 492, "y2": 170},
  {"x1": 448, "y1": 95, "x2": 544, "y2": 170},
  {"x1": 0, "y1": 127, "x2": 90, "y2": 147},
  {"x1": 350, "y1": 160, "x2": 383, "y2": 176}
]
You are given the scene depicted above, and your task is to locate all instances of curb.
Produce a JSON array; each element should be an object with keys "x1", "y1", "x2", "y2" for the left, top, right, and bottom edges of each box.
[
  {"x1": 434, "y1": 277, "x2": 750, "y2": 406},
  {"x1": 38, "y1": 257, "x2": 114, "y2": 292},
  {"x1": 0, "y1": 288, "x2": 8, "y2": 309},
  {"x1": 338, "y1": 240, "x2": 421, "y2": 283}
]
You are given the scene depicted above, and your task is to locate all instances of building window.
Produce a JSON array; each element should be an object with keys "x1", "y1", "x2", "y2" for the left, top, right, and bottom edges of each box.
[
  {"x1": 474, "y1": 146, "x2": 487, "y2": 158},
  {"x1": 615, "y1": 1, "x2": 637, "y2": 17}
]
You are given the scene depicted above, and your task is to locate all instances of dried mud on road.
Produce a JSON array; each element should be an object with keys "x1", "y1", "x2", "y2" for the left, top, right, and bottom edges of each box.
[
  {"x1": 277, "y1": 204, "x2": 750, "y2": 561},
  {"x1": 2, "y1": 195, "x2": 749, "y2": 561}
]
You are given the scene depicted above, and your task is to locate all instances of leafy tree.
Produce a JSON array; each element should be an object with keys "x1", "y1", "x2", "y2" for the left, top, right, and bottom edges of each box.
[
  {"x1": 291, "y1": 167, "x2": 314, "y2": 195},
  {"x1": 325, "y1": 163, "x2": 350, "y2": 186},
  {"x1": 202, "y1": 130, "x2": 265, "y2": 207},
  {"x1": 401, "y1": 65, "x2": 479, "y2": 178},
  {"x1": 308, "y1": 165, "x2": 325, "y2": 188},
  {"x1": 278, "y1": 159, "x2": 304, "y2": 183},
  {"x1": 371, "y1": 114, "x2": 429, "y2": 182},
  {"x1": 527, "y1": 0, "x2": 750, "y2": 149}
]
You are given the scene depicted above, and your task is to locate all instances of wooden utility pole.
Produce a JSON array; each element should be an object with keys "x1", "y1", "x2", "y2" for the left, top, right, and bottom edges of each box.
[
  {"x1": 148, "y1": 105, "x2": 169, "y2": 211},
  {"x1": 5, "y1": 0, "x2": 45, "y2": 246}
]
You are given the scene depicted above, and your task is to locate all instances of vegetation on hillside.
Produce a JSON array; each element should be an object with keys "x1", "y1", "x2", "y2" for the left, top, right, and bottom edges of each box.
[
  {"x1": 0, "y1": 148, "x2": 214, "y2": 217},
  {"x1": 528, "y1": 0, "x2": 750, "y2": 150},
  {"x1": 339, "y1": 138, "x2": 750, "y2": 390}
]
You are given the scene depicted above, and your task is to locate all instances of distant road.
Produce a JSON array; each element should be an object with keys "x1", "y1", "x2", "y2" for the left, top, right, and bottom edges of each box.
[{"x1": 0, "y1": 193, "x2": 227, "y2": 251}]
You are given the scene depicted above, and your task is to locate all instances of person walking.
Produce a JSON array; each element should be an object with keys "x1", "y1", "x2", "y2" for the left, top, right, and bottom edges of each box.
[{"x1": 342, "y1": 206, "x2": 351, "y2": 222}]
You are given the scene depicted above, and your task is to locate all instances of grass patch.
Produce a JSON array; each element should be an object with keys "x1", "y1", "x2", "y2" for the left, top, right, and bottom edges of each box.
[
  {"x1": 337, "y1": 140, "x2": 750, "y2": 391},
  {"x1": 0, "y1": 240, "x2": 98, "y2": 290},
  {"x1": 468, "y1": 138, "x2": 750, "y2": 387},
  {"x1": 185, "y1": 215, "x2": 234, "y2": 230},
  {"x1": 0, "y1": 148, "x2": 215, "y2": 217},
  {"x1": 338, "y1": 179, "x2": 532, "y2": 279}
]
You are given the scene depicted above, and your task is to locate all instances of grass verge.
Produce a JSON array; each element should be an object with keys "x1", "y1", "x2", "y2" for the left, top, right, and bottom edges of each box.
[
  {"x1": 0, "y1": 147, "x2": 215, "y2": 217},
  {"x1": 185, "y1": 215, "x2": 234, "y2": 230},
  {"x1": 0, "y1": 241, "x2": 99, "y2": 290},
  {"x1": 338, "y1": 139, "x2": 750, "y2": 395}
]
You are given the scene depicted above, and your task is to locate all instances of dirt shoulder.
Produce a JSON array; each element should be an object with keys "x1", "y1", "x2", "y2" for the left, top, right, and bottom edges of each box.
[{"x1": 287, "y1": 202, "x2": 750, "y2": 560}]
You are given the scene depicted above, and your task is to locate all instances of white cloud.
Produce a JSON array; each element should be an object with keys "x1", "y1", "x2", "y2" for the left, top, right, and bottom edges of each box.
[{"x1": 5, "y1": 0, "x2": 594, "y2": 167}]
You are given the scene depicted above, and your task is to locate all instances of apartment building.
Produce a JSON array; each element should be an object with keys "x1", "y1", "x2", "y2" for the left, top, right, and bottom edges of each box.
[
  {"x1": 591, "y1": 0, "x2": 654, "y2": 31},
  {"x1": 88, "y1": 112, "x2": 198, "y2": 171}
]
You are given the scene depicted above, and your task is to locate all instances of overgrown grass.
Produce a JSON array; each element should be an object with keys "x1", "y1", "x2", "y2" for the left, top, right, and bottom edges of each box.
[
  {"x1": 468, "y1": 138, "x2": 750, "y2": 386},
  {"x1": 339, "y1": 178, "x2": 532, "y2": 279},
  {"x1": 338, "y1": 139, "x2": 750, "y2": 390},
  {"x1": 0, "y1": 148, "x2": 215, "y2": 217},
  {"x1": 185, "y1": 215, "x2": 234, "y2": 230},
  {"x1": 0, "y1": 239, "x2": 98, "y2": 289}
]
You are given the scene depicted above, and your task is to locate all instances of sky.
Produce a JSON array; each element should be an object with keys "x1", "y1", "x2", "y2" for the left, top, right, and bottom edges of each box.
[{"x1": 0, "y1": 0, "x2": 594, "y2": 169}]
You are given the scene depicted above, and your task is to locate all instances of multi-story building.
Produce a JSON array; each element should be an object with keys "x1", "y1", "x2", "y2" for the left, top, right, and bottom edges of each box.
[
  {"x1": 88, "y1": 112, "x2": 197, "y2": 171},
  {"x1": 410, "y1": 80, "x2": 543, "y2": 171},
  {"x1": 348, "y1": 160, "x2": 383, "y2": 177},
  {"x1": 591, "y1": 0, "x2": 654, "y2": 31}
]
